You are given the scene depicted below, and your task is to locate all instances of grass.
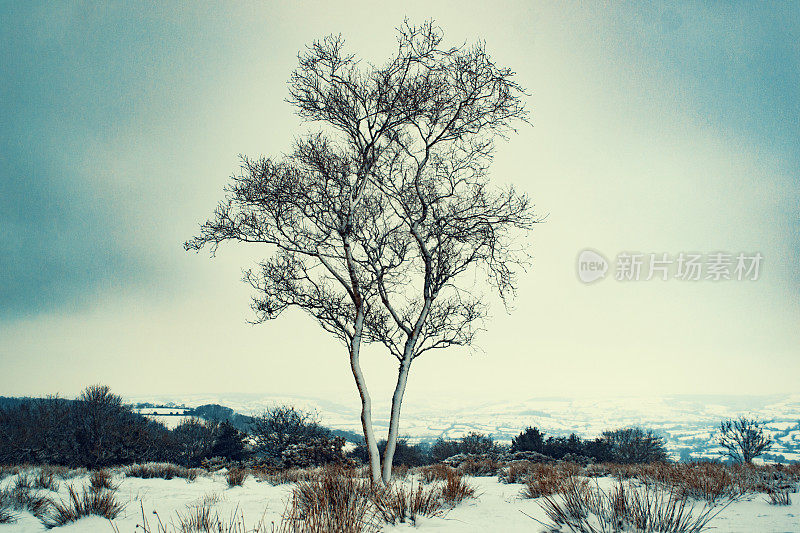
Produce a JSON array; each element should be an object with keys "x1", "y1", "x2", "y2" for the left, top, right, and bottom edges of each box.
[
  {"x1": 227, "y1": 467, "x2": 248, "y2": 487},
  {"x1": 40, "y1": 485, "x2": 125, "y2": 528},
  {"x1": 517, "y1": 462, "x2": 581, "y2": 499},
  {"x1": 90, "y1": 469, "x2": 116, "y2": 491},
  {"x1": 372, "y1": 481, "x2": 446, "y2": 525},
  {"x1": 440, "y1": 469, "x2": 478, "y2": 504},
  {"x1": 125, "y1": 462, "x2": 200, "y2": 481},
  {"x1": 536, "y1": 477, "x2": 732, "y2": 533},
  {"x1": 766, "y1": 489, "x2": 791, "y2": 506},
  {"x1": 280, "y1": 465, "x2": 380, "y2": 533}
]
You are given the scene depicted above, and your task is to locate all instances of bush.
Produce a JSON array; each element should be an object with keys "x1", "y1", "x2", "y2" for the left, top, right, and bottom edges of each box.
[
  {"x1": 172, "y1": 418, "x2": 216, "y2": 467},
  {"x1": 251, "y1": 405, "x2": 332, "y2": 464},
  {"x1": 602, "y1": 427, "x2": 668, "y2": 464},
  {"x1": 40, "y1": 485, "x2": 124, "y2": 528},
  {"x1": 212, "y1": 421, "x2": 249, "y2": 462},
  {"x1": 0, "y1": 386, "x2": 172, "y2": 468}
]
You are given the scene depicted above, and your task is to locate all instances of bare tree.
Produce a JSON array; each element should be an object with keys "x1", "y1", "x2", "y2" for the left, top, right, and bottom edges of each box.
[
  {"x1": 186, "y1": 20, "x2": 536, "y2": 484},
  {"x1": 355, "y1": 23, "x2": 536, "y2": 482},
  {"x1": 718, "y1": 416, "x2": 773, "y2": 464}
]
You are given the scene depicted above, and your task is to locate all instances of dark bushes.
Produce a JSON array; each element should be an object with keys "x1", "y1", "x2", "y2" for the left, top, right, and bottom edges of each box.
[
  {"x1": 0, "y1": 386, "x2": 170, "y2": 468},
  {"x1": 509, "y1": 426, "x2": 667, "y2": 464}
]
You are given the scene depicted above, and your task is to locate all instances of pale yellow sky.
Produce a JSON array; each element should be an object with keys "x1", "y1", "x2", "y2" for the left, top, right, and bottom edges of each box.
[{"x1": 1, "y1": 2, "x2": 797, "y2": 406}]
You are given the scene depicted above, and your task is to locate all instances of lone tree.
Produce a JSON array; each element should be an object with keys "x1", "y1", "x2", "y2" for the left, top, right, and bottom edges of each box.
[
  {"x1": 718, "y1": 416, "x2": 773, "y2": 464},
  {"x1": 186, "y1": 20, "x2": 536, "y2": 484}
]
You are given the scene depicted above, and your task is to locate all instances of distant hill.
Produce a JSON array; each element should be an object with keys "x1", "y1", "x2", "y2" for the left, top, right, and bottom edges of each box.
[{"x1": 126, "y1": 392, "x2": 800, "y2": 463}]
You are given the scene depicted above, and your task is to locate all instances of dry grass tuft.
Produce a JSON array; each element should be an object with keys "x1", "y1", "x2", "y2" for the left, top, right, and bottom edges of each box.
[
  {"x1": 519, "y1": 462, "x2": 580, "y2": 499},
  {"x1": 278, "y1": 464, "x2": 380, "y2": 533},
  {"x1": 33, "y1": 469, "x2": 61, "y2": 492},
  {"x1": 226, "y1": 467, "x2": 248, "y2": 487},
  {"x1": 90, "y1": 469, "x2": 116, "y2": 491},
  {"x1": 40, "y1": 485, "x2": 124, "y2": 528},
  {"x1": 372, "y1": 481, "x2": 446, "y2": 525},
  {"x1": 458, "y1": 456, "x2": 501, "y2": 477},
  {"x1": 538, "y1": 477, "x2": 731, "y2": 533},
  {"x1": 440, "y1": 470, "x2": 477, "y2": 504},
  {"x1": 0, "y1": 482, "x2": 52, "y2": 518},
  {"x1": 417, "y1": 464, "x2": 457, "y2": 484},
  {"x1": 125, "y1": 463, "x2": 200, "y2": 481},
  {"x1": 766, "y1": 489, "x2": 791, "y2": 506}
]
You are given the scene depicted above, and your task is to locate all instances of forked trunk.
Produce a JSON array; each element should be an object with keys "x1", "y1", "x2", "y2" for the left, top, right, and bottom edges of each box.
[
  {"x1": 350, "y1": 310, "x2": 382, "y2": 484},
  {"x1": 381, "y1": 356, "x2": 412, "y2": 483}
]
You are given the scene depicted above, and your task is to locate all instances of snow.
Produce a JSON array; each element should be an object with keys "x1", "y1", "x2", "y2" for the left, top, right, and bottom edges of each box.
[{"x1": 1, "y1": 470, "x2": 799, "y2": 532}]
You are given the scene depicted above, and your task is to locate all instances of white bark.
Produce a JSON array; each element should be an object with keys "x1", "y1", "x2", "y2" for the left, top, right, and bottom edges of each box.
[
  {"x1": 350, "y1": 310, "x2": 382, "y2": 484},
  {"x1": 381, "y1": 299, "x2": 432, "y2": 483},
  {"x1": 381, "y1": 356, "x2": 412, "y2": 483}
]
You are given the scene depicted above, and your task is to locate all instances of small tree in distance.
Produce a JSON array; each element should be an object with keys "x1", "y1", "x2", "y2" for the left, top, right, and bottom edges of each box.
[{"x1": 718, "y1": 416, "x2": 773, "y2": 464}]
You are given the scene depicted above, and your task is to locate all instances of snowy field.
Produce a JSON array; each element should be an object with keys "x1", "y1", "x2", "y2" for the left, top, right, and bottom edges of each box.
[{"x1": 1, "y1": 468, "x2": 798, "y2": 532}]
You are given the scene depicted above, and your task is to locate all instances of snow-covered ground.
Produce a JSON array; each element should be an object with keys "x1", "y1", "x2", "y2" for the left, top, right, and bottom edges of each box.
[{"x1": 1, "y1": 469, "x2": 798, "y2": 532}]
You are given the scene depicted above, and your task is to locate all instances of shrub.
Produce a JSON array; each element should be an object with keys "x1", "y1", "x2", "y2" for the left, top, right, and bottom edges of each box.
[
  {"x1": 0, "y1": 386, "x2": 172, "y2": 468},
  {"x1": 281, "y1": 436, "x2": 347, "y2": 468},
  {"x1": 41, "y1": 485, "x2": 124, "y2": 528},
  {"x1": 226, "y1": 467, "x2": 247, "y2": 487},
  {"x1": 251, "y1": 405, "x2": 331, "y2": 463},
  {"x1": 602, "y1": 427, "x2": 668, "y2": 464},
  {"x1": 212, "y1": 421, "x2": 249, "y2": 462},
  {"x1": 173, "y1": 418, "x2": 216, "y2": 467}
]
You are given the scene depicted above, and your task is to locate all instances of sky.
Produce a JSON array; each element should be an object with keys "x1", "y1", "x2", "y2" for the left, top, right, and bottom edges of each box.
[{"x1": 1, "y1": 2, "x2": 798, "y2": 409}]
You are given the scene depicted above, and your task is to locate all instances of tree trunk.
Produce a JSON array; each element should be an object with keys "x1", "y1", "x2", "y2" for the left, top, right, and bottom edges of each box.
[
  {"x1": 381, "y1": 356, "x2": 412, "y2": 483},
  {"x1": 350, "y1": 310, "x2": 382, "y2": 484}
]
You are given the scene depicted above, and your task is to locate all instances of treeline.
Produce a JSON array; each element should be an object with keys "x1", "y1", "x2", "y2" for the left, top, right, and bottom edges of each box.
[
  {"x1": 352, "y1": 427, "x2": 667, "y2": 466},
  {"x1": 0, "y1": 386, "x2": 668, "y2": 469},
  {"x1": 0, "y1": 386, "x2": 341, "y2": 469}
]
